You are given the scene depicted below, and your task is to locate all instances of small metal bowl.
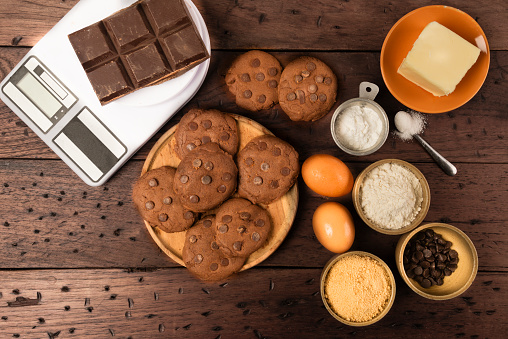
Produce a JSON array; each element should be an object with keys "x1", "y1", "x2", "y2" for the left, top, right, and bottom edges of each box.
[
  {"x1": 331, "y1": 82, "x2": 389, "y2": 156},
  {"x1": 395, "y1": 223, "x2": 478, "y2": 300},
  {"x1": 352, "y1": 159, "x2": 431, "y2": 235},
  {"x1": 320, "y1": 251, "x2": 396, "y2": 326}
]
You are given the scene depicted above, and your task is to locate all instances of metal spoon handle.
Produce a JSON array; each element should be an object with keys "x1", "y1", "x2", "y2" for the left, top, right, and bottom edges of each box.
[{"x1": 414, "y1": 134, "x2": 457, "y2": 176}]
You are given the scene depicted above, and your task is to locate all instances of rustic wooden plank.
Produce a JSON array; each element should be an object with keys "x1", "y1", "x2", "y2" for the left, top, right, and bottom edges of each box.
[
  {"x1": 1, "y1": 160, "x2": 506, "y2": 270},
  {"x1": 0, "y1": 0, "x2": 506, "y2": 50},
  {"x1": 0, "y1": 268, "x2": 505, "y2": 338},
  {"x1": 1, "y1": 49, "x2": 507, "y2": 163}
]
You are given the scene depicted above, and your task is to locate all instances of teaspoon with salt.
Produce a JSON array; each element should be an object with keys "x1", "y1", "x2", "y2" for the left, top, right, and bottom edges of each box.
[{"x1": 395, "y1": 111, "x2": 457, "y2": 176}]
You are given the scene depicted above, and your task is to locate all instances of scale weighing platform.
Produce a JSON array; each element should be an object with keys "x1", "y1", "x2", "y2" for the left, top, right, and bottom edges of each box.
[{"x1": 0, "y1": 0, "x2": 210, "y2": 186}]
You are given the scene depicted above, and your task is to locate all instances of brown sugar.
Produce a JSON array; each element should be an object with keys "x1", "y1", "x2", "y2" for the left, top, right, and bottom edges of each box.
[{"x1": 324, "y1": 254, "x2": 391, "y2": 323}]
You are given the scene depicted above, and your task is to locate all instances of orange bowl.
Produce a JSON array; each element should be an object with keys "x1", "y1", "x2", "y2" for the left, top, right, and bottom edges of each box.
[{"x1": 381, "y1": 5, "x2": 490, "y2": 113}]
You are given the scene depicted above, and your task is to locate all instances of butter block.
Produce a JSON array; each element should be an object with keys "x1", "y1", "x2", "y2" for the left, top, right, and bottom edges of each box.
[{"x1": 397, "y1": 21, "x2": 481, "y2": 97}]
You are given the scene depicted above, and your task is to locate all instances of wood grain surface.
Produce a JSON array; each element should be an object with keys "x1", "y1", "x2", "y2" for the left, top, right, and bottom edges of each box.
[{"x1": 0, "y1": 0, "x2": 507, "y2": 337}]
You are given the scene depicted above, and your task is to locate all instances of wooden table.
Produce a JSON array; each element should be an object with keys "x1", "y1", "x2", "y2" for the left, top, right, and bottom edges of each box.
[{"x1": 1, "y1": 0, "x2": 507, "y2": 337}]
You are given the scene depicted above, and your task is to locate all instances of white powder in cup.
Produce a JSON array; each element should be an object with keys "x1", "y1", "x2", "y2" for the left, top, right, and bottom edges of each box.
[{"x1": 335, "y1": 105, "x2": 383, "y2": 151}]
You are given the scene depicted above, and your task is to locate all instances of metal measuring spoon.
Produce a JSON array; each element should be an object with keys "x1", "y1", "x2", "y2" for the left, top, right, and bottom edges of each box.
[{"x1": 412, "y1": 134, "x2": 457, "y2": 176}]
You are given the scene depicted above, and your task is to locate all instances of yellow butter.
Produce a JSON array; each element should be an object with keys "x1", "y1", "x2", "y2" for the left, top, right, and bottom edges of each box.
[{"x1": 397, "y1": 21, "x2": 481, "y2": 97}]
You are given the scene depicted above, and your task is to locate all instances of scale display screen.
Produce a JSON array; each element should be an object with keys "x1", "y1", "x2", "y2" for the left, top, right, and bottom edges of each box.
[{"x1": 17, "y1": 72, "x2": 61, "y2": 119}]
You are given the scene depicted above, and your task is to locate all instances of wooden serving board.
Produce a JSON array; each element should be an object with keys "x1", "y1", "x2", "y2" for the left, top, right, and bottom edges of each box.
[{"x1": 141, "y1": 114, "x2": 299, "y2": 271}]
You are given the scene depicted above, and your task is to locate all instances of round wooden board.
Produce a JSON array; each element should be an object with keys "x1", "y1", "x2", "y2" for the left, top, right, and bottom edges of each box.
[{"x1": 141, "y1": 114, "x2": 299, "y2": 271}]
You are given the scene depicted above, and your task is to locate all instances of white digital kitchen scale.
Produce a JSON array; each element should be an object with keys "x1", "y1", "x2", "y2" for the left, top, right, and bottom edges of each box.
[{"x1": 0, "y1": 0, "x2": 210, "y2": 186}]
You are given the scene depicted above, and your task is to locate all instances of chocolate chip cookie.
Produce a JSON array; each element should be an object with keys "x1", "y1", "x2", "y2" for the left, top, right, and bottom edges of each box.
[
  {"x1": 132, "y1": 166, "x2": 196, "y2": 233},
  {"x1": 174, "y1": 143, "x2": 238, "y2": 212},
  {"x1": 226, "y1": 50, "x2": 282, "y2": 111},
  {"x1": 174, "y1": 108, "x2": 239, "y2": 160},
  {"x1": 215, "y1": 198, "x2": 272, "y2": 257},
  {"x1": 237, "y1": 135, "x2": 299, "y2": 204},
  {"x1": 278, "y1": 56, "x2": 337, "y2": 121},
  {"x1": 182, "y1": 215, "x2": 246, "y2": 282}
]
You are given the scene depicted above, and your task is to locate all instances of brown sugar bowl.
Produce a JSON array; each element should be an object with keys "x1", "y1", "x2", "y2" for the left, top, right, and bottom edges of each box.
[
  {"x1": 320, "y1": 251, "x2": 396, "y2": 326},
  {"x1": 396, "y1": 223, "x2": 478, "y2": 300}
]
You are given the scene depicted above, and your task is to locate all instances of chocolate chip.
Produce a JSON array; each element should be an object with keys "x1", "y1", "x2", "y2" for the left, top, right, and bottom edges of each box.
[
  {"x1": 184, "y1": 211, "x2": 194, "y2": 220},
  {"x1": 148, "y1": 178, "x2": 158, "y2": 187},
  {"x1": 180, "y1": 175, "x2": 189, "y2": 184},
  {"x1": 233, "y1": 241, "x2": 242, "y2": 251},
  {"x1": 252, "y1": 232, "x2": 260, "y2": 242},
  {"x1": 163, "y1": 197, "x2": 172, "y2": 205},
  {"x1": 315, "y1": 75, "x2": 324, "y2": 83},
  {"x1": 189, "y1": 235, "x2": 197, "y2": 244},
  {"x1": 301, "y1": 70, "x2": 310, "y2": 78},
  {"x1": 221, "y1": 258, "x2": 230, "y2": 266},
  {"x1": 255, "y1": 73, "x2": 265, "y2": 81},
  {"x1": 421, "y1": 278, "x2": 431, "y2": 288},
  {"x1": 202, "y1": 120, "x2": 212, "y2": 129},
  {"x1": 220, "y1": 132, "x2": 230, "y2": 141},
  {"x1": 258, "y1": 142, "x2": 267, "y2": 150},
  {"x1": 268, "y1": 67, "x2": 278, "y2": 76},
  {"x1": 287, "y1": 92, "x2": 296, "y2": 101},
  {"x1": 192, "y1": 159, "x2": 202, "y2": 168},
  {"x1": 255, "y1": 219, "x2": 265, "y2": 227},
  {"x1": 244, "y1": 90, "x2": 252, "y2": 98},
  {"x1": 272, "y1": 147, "x2": 281, "y2": 156},
  {"x1": 318, "y1": 93, "x2": 327, "y2": 102},
  {"x1": 449, "y1": 250, "x2": 458, "y2": 259},
  {"x1": 270, "y1": 180, "x2": 279, "y2": 189},
  {"x1": 240, "y1": 212, "x2": 251, "y2": 220},
  {"x1": 189, "y1": 195, "x2": 200, "y2": 203},
  {"x1": 211, "y1": 241, "x2": 220, "y2": 250},
  {"x1": 218, "y1": 224, "x2": 229, "y2": 234},
  {"x1": 158, "y1": 213, "x2": 168, "y2": 222},
  {"x1": 222, "y1": 215, "x2": 233, "y2": 223},
  {"x1": 258, "y1": 95, "x2": 266, "y2": 103},
  {"x1": 245, "y1": 157, "x2": 254, "y2": 166},
  {"x1": 297, "y1": 90, "x2": 305, "y2": 104},
  {"x1": 145, "y1": 201, "x2": 155, "y2": 210},
  {"x1": 201, "y1": 175, "x2": 212, "y2": 185},
  {"x1": 240, "y1": 73, "x2": 251, "y2": 82},
  {"x1": 306, "y1": 62, "x2": 316, "y2": 71},
  {"x1": 309, "y1": 94, "x2": 318, "y2": 102},
  {"x1": 217, "y1": 185, "x2": 227, "y2": 193},
  {"x1": 294, "y1": 75, "x2": 303, "y2": 83},
  {"x1": 267, "y1": 79, "x2": 278, "y2": 89},
  {"x1": 194, "y1": 254, "x2": 203, "y2": 264},
  {"x1": 204, "y1": 161, "x2": 214, "y2": 171},
  {"x1": 186, "y1": 143, "x2": 196, "y2": 151},
  {"x1": 188, "y1": 122, "x2": 198, "y2": 131},
  {"x1": 237, "y1": 226, "x2": 246, "y2": 233},
  {"x1": 251, "y1": 58, "x2": 260, "y2": 67},
  {"x1": 203, "y1": 219, "x2": 212, "y2": 228},
  {"x1": 308, "y1": 84, "x2": 317, "y2": 93},
  {"x1": 210, "y1": 263, "x2": 218, "y2": 271},
  {"x1": 222, "y1": 172, "x2": 233, "y2": 181},
  {"x1": 414, "y1": 266, "x2": 423, "y2": 275},
  {"x1": 253, "y1": 176, "x2": 263, "y2": 185}
]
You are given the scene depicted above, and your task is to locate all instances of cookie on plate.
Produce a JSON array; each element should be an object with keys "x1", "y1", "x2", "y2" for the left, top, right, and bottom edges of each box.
[
  {"x1": 237, "y1": 135, "x2": 299, "y2": 204},
  {"x1": 225, "y1": 50, "x2": 282, "y2": 111},
  {"x1": 182, "y1": 215, "x2": 246, "y2": 282},
  {"x1": 174, "y1": 108, "x2": 239, "y2": 160},
  {"x1": 278, "y1": 56, "x2": 337, "y2": 121},
  {"x1": 174, "y1": 143, "x2": 238, "y2": 212},
  {"x1": 132, "y1": 166, "x2": 196, "y2": 233},
  {"x1": 215, "y1": 198, "x2": 272, "y2": 257}
]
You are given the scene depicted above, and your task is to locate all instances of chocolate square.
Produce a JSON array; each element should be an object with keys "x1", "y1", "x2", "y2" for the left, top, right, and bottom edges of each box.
[
  {"x1": 125, "y1": 43, "x2": 171, "y2": 86},
  {"x1": 103, "y1": 5, "x2": 153, "y2": 53},
  {"x1": 142, "y1": 0, "x2": 190, "y2": 35},
  {"x1": 87, "y1": 60, "x2": 133, "y2": 102},
  {"x1": 68, "y1": 22, "x2": 115, "y2": 70},
  {"x1": 161, "y1": 25, "x2": 207, "y2": 69}
]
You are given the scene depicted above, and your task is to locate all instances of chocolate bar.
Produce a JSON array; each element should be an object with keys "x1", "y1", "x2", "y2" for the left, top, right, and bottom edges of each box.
[{"x1": 68, "y1": 0, "x2": 209, "y2": 105}]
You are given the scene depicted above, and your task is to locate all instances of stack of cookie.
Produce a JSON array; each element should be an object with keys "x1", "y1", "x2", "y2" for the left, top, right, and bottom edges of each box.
[
  {"x1": 133, "y1": 108, "x2": 299, "y2": 281},
  {"x1": 226, "y1": 51, "x2": 338, "y2": 122}
]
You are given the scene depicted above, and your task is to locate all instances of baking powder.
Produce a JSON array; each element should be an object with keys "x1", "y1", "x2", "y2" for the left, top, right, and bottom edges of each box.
[
  {"x1": 360, "y1": 162, "x2": 423, "y2": 229},
  {"x1": 394, "y1": 110, "x2": 426, "y2": 141},
  {"x1": 335, "y1": 105, "x2": 382, "y2": 150}
]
